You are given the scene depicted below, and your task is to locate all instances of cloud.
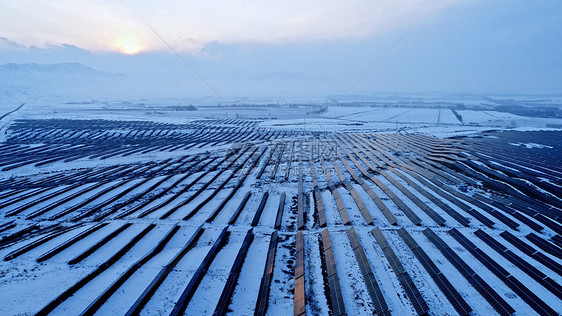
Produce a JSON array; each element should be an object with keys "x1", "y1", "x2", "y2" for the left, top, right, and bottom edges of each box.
[{"x1": 0, "y1": 0, "x2": 468, "y2": 54}]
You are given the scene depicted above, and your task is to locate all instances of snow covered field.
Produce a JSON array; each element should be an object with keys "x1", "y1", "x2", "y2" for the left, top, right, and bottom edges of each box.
[{"x1": 0, "y1": 102, "x2": 561, "y2": 315}]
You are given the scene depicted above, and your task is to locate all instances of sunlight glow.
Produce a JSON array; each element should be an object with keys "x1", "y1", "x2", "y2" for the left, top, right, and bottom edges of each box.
[{"x1": 118, "y1": 36, "x2": 142, "y2": 55}]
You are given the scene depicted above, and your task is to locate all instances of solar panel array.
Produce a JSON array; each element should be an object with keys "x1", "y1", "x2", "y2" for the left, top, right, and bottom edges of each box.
[{"x1": 0, "y1": 119, "x2": 560, "y2": 315}]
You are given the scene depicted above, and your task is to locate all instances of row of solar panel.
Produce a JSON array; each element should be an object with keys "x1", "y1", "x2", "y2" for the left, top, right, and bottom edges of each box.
[
  {"x1": 320, "y1": 229, "x2": 347, "y2": 316},
  {"x1": 397, "y1": 228, "x2": 472, "y2": 316},
  {"x1": 335, "y1": 144, "x2": 400, "y2": 226},
  {"x1": 474, "y1": 229, "x2": 562, "y2": 300},
  {"x1": 422, "y1": 228, "x2": 516, "y2": 316},
  {"x1": 448, "y1": 228, "x2": 558, "y2": 316},
  {"x1": 371, "y1": 227, "x2": 429, "y2": 315}
]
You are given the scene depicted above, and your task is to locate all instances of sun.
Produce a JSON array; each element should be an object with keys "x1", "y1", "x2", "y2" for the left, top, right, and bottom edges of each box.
[{"x1": 118, "y1": 36, "x2": 142, "y2": 55}]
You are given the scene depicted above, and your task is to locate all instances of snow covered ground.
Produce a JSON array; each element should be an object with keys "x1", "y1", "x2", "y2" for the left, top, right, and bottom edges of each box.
[{"x1": 0, "y1": 100, "x2": 561, "y2": 315}]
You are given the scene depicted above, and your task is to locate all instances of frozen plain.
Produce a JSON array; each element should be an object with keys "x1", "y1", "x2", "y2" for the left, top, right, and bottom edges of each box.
[{"x1": 0, "y1": 99, "x2": 561, "y2": 315}]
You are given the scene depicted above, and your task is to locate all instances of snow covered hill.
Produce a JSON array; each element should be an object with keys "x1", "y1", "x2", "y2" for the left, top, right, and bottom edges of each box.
[{"x1": 0, "y1": 62, "x2": 124, "y2": 99}]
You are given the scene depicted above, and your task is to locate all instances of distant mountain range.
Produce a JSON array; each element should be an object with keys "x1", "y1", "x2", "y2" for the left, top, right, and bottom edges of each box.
[
  {"x1": 0, "y1": 62, "x2": 125, "y2": 99},
  {"x1": 0, "y1": 62, "x2": 237, "y2": 99},
  {"x1": 0, "y1": 62, "x2": 110, "y2": 75}
]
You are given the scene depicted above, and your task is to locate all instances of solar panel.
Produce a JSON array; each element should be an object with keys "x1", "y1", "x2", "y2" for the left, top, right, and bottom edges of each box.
[
  {"x1": 504, "y1": 276, "x2": 558, "y2": 316},
  {"x1": 422, "y1": 228, "x2": 515, "y2": 316},
  {"x1": 397, "y1": 228, "x2": 417, "y2": 250},
  {"x1": 397, "y1": 228, "x2": 472, "y2": 315},
  {"x1": 328, "y1": 275, "x2": 346, "y2": 316},
  {"x1": 372, "y1": 228, "x2": 429, "y2": 315},
  {"x1": 422, "y1": 228, "x2": 448, "y2": 251},
  {"x1": 526, "y1": 233, "x2": 562, "y2": 259},
  {"x1": 294, "y1": 276, "x2": 305, "y2": 316},
  {"x1": 476, "y1": 232, "x2": 562, "y2": 300},
  {"x1": 474, "y1": 229, "x2": 507, "y2": 253},
  {"x1": 500, "y1": 231, "x2": 536, "y2": 255},
  {"x1": 295, "y1": 231, "x2": 305, "y2": 279},
  {"x1": 550, "y1": 235, "x2": 562, "y2": 247},
  {"x1": 320, "y1": 229, "x2": 347, "y2": 316},
  {"x1": 472, "y1": 273, "x2": 516, "y2": 316},
  {"x1": 333, "y1": 196, "x2": 351, "y2": 225},
  {"x1": 371, "y1": 227, "x2": 391, "y2": 250},
  {"x1": 274, "y1": 193, "x2": 286, "y2": 229},
  {"x1": 346, "y1": 228, "x2": 390, "y2": 315},
  {"x1": 213, "y1": 229, "x2": 254, "y2": 316},
  {"x1": 472, "y1": 248, "x2": 511, "y2": 280},
  {"x1": 294, "y1": 231, "x2": 305, "y2": 316},
  {"x1": 369, "y1": 176, "x2": 422, "y2": 226},
  {"x1": 448, "y1": 228, "x2": 477, "y2": 251},
  {"x1": 450, "y1": 229, "x2": 558, "y2": 315},
  {"x1": 434, "y1": 272, "x2": 472, "y2": 316},
  {"x1": 380, "y1": 171, "x2": 446, "y2": 226},
  {"x1": 397, "y1": 273, "x2": 430, "y2": 315},
  {"x1": 312, "y1": 188, "x2": 327, "y2": 224},
  {"x1": 412, "y1": 247, "x2": 440, "y2": 278},
  {"x1": 251, "y1": 192, "x2": 270, "y2": 227}
]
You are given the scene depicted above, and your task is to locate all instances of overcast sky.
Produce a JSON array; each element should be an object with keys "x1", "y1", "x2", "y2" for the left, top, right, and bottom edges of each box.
[{"x1": 1, "y1": 0, "x2": 561, "y2": 97}]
